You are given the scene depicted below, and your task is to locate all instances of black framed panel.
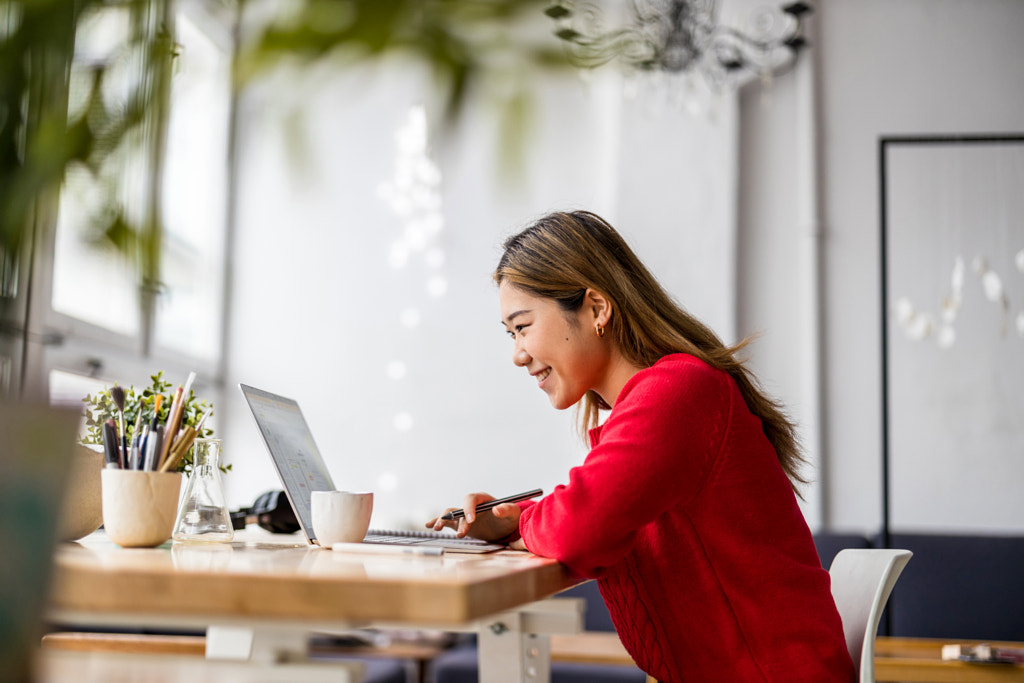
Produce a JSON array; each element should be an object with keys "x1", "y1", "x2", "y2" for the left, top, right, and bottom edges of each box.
[{"x1": 879, "y1": 134, "x2": 1024, "y2": 546}]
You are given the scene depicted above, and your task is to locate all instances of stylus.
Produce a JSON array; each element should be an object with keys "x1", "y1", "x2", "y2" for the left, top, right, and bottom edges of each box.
[{"x1": 440, "y1": 488, "x2": 544, "y2": 521}]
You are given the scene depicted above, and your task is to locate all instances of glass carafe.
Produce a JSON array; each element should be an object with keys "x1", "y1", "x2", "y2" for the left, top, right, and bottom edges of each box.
[{"x1": 172, "y1": 438, "x2": 233, "y2": 542}]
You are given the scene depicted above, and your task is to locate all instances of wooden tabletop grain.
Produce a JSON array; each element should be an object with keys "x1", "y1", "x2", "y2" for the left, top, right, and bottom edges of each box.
[{"x1": 48, "y1": 529, "x2": 575, "y2": 628}]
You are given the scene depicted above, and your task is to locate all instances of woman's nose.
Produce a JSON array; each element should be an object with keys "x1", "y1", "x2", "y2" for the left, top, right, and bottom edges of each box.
[{"x1": 512, "y1": 341, "x2": 530, "y2": 367}]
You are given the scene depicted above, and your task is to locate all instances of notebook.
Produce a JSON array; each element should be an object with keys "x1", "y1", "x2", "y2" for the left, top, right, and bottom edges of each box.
[{"x1": 238, "y1": 383, "x2": 505, "y2": 553}]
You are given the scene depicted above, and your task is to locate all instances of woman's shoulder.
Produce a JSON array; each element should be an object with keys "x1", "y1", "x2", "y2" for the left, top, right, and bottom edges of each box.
[
  {"x1": 651, "y1": 352, "x2": 713, "y2": 373},
  {"x1": 619, "y1": 353, "x2": 730, "y2": 403},
  {"x1": 641, "y1": 352, "x2": 725, "y2": 384}
]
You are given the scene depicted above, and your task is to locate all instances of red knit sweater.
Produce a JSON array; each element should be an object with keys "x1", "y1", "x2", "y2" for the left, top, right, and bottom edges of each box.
[{"x1": 519, "y1": 354, "x2": 855, "y2": 682}]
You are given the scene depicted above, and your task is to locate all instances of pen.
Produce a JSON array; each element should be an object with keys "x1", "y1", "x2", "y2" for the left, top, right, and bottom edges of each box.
[
  {"x1": 132, "y1": 424, "x2": 149, "y2": 470},
  {"x1": 142, "y1": 425, "x2": 163, "y2": 471},
  {"x1": 128, "y1": 410, "x2": 143, "y2": 469},
  {"x1": 441, "y1": 488, "x2": 544, "y2": 521},
  {"x1": 331, "y1": 542, "x2": 444, "y2": 556}
]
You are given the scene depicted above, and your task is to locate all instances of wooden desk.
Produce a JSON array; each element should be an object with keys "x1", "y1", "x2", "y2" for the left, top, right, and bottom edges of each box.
[
  {"x1": 47, "y1": 529, "x2": 580, "y2": 682},
  {"x1": 875, "y1": 637, "x2": 1024, "y2": 683},
  {"x1": 36, "y1": 648, "x2": 365, "y2": 683},
  {"x1": 546, "y1": 632, "x2": 1024, "y2": 683}
]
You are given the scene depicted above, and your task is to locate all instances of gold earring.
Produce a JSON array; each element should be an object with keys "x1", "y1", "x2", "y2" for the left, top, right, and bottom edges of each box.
[{"x1": 596, "y1": 324, "x2": 605, "y2": 338}]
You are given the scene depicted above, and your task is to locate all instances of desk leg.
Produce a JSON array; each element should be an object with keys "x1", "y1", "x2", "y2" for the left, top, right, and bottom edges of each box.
[
  {"x1": 478, "y1": 612, "x2": 552, "y2": 683},
  {"x1": 206, "y1": 626, "x2": 257, "y2": 661},
  {"x1": 205, "y1": 625, "x2": 307, "y2": 664},
  {"x1": 204, "y1": 625, "x2": 364, "y2": 681}
]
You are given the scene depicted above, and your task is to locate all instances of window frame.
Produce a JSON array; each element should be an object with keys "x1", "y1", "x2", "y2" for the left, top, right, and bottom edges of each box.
[{"x1": 19, "y1": 0, "x2": 236, "y2": 403}]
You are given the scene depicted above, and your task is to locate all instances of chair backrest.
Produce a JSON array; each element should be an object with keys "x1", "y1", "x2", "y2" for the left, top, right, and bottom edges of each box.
[{"x1": 828, "y1": 549, "x2": 912, "y2": 683}]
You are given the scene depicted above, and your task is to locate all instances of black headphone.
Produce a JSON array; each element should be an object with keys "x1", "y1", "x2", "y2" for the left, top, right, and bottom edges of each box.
[{"x1": 229, "y1": 490, "x2": 300, "y2": 534}]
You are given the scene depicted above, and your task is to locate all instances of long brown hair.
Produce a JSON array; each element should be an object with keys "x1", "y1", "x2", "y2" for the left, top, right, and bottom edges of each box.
[{"x1": 494, "y1": 210, "x2": 808, "y2": 492}]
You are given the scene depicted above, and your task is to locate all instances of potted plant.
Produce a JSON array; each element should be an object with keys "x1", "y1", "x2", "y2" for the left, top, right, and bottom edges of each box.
[
  {"x1": 80, "y1": 371, "x2": 221, "y2": 474},
  {"x1": 59, "y1": 371, "x2": 222, "y2": 542}
]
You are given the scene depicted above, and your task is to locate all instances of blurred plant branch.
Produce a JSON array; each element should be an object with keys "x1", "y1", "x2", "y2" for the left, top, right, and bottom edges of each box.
[
  {"x1": 1, "y1": 0, "x2": 174, "y2": 317},
  {"x1": 0, "y1": 0, "x2": 571, "y2": 350},
  {"x1": 237, "y1": 0, "x2": 567, "y2": 124}
]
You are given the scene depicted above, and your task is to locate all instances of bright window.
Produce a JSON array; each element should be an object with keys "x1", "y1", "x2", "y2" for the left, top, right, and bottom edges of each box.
[{"x1": 42, "y1": 1, "x2": 232, "y2": 401}]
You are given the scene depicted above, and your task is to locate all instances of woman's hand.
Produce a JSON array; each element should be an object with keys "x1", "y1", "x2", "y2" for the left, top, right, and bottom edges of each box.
[{"x1": 426, "y1": 492, "x2": 522, "y2": 542}]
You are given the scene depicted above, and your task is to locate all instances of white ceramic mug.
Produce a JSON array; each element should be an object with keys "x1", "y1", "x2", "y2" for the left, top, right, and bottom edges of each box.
[{"x1": 311, "y1": 490, "x2": 373, "y2": 547}]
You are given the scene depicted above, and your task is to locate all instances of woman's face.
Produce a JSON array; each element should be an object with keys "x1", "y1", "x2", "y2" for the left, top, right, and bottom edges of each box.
[{"x1": 499, "y1": 282, "x2": 612, "y2": 410}]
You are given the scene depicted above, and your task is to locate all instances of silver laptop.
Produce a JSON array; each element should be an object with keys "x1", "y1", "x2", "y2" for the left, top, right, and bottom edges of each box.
[{"x1": 238, "y1": 383, "x2": 504, "y2": 553}]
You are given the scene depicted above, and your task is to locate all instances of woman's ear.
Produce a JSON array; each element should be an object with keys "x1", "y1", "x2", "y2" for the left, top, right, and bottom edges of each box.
[{"x1": 584, "y1": 289, "x2": 612, "y2": 327}]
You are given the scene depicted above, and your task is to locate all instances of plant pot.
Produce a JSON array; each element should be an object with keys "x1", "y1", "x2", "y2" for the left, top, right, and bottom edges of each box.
[
  {"x1": 101, "y1": 469, "x2": 183, "y2": 547},
  {"x1": 57, "y1": 445, "x2": 105, "y2": 542}
]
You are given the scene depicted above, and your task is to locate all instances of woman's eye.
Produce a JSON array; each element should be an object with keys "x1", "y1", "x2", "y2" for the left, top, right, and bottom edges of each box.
[{"x1": 505, "y1": 323, "x2": 528, "y2": 339}]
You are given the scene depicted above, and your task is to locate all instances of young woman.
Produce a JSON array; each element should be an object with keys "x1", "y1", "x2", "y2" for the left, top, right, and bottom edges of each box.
[{"x1": 428, "y1": 210, "x2": 855, "y2": 682}]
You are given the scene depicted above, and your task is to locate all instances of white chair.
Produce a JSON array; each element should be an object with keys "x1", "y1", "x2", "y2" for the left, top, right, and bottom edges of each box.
[{"x1": 828, "y1": 548, "x2": 912, "y2": 683}]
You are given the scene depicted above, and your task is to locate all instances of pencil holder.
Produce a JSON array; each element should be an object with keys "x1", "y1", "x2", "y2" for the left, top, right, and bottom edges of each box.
[{"x1": 101, "y1": 469, "x2": 182, "y2": 547}]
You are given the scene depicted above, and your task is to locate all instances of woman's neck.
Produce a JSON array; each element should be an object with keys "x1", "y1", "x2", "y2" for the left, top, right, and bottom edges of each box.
[{"x1": 595, "y1": 351, "x2": 644, "y2": 408}]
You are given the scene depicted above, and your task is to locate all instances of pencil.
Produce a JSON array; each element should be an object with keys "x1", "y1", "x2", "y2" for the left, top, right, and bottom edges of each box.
[
  {"x1": 159, "y1": 425, "x2": 196, "y2": 473},
  {"x1": 441, "y1": 488, "x2": 543, "y2": 521},
  {"x1": 158, "y1": 385, "x2": 184, "y2": 467}
]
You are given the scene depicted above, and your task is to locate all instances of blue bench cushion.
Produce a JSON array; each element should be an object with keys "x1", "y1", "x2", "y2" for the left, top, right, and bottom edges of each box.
[
  {"x1": 556, "y1": 580, "x2": 616, "y2": 633},
  {"x1": 886, "y1": 533, "x2": 1024, "y2": 641}
]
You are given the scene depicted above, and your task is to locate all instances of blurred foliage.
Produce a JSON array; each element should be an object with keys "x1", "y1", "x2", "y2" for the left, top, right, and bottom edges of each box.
[
  {"x1": 1, "y1": 0, "x2": 573, "y2": 321},
  {"x1": 238, "y1": 0, "x2": 568, "y2": 124},
  {"x1": 0, "y1": 0, "x2": 172, "y2": 295}
]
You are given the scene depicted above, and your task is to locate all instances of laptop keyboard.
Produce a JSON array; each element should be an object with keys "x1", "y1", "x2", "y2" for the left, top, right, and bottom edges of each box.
[
  {"x1": 362, "y1": 530, "x2": 504, "y2": 551},
  {"x1": 363, "y1": 533, "x2": 435, "y2": 545}
]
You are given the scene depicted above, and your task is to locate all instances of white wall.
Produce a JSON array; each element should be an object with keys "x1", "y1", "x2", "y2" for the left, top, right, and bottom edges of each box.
[
  {"x1": 222, "y1": 52, "x2": 738, "y2": 529},
  {"x1": 224, "y1": 0, "x2": 1024, "y2": 537},
  {"x1": 739, "y1": 0, "x2": 1024, "y2": 534},
  {"x1": 736, "y1": 65, "x2": 816, "y2": 514}
]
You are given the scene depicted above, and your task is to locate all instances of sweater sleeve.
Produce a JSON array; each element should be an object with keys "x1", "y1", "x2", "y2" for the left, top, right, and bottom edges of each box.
[{"x1": 519, "y1": 356, "x2": 735, "y2": 577}]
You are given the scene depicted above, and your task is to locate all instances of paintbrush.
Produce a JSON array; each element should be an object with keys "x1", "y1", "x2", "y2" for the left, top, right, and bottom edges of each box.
[
  {"x1": 110, "y1": 385, "x2": 128, "y2": 469},
  {"x1": 151, "y1": 393, "x2": 163, "y2": 427},
  {"x1": 102, "y1": 419, "x2": 120, "y2": 469}
]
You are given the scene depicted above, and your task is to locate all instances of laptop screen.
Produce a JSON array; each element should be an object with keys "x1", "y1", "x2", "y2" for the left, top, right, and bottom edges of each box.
[{"x1": 238, "y1": 383, "x2": 335, "y2": 543}]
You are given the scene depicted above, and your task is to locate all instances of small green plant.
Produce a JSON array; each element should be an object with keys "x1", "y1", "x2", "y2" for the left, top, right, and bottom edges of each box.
[{"x1": 81, "y1": 371, "x2": 229, "y2": 474}]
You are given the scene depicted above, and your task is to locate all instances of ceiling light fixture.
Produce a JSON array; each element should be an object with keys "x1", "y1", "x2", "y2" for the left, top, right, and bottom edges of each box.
[{"x1": 544, "y1": 0, "x2": 812, "y2": 89}]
